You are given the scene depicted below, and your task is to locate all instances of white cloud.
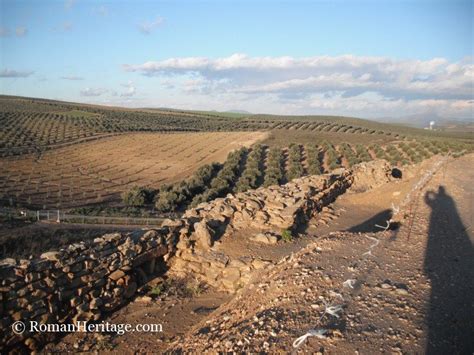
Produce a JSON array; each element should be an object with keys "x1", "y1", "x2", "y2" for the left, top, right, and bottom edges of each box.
[
  {"x1": 79, "y1": 83, "x2": 137, "y2": 98},
  {"x1": 61, "y1": 75, "x2": 84, "y2": 80},
  {"x1": 93, "y1": 5, "x2": 108, "y2": 16},
  {"x1": 124, "y1": 54, "x2": 474, "y2": 118},
  {"x1": 15, "y1": 26, "x2": 28, "y2": 37},
  {"x1": 138, "y1": 16, "x2": 164, "y2": 34},
  {"x1": 0, "y1": 26, "x2": 9, "y2": 37},
  {"x1": 0, "y1": 69, "x2": 34, "y2": 78},
  {"x1": 120, "y1": 81, "x2": 136, "y2": 97},
  {"x1": 80, "y1": 87, "x2": 108, "y2": 97},
  {"x1": 52, "y1": 22, "x2": 73, "y2": 33},
  {"x1": 65, "y1": 0, "x2": 75, "y2": 10}
]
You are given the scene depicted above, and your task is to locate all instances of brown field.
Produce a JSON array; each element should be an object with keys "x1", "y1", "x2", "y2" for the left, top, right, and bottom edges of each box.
[{"x1": 0, "y1": 131, "x2": 267, "y2": 209}]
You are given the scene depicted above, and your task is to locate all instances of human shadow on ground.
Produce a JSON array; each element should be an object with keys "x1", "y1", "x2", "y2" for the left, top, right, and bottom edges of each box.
[
  {"x1": 423, "y1": 186, "x2": 473, "y2": 354},
  {"x1": 347, "y1": 209, "x2": 399, "y2": 234}
]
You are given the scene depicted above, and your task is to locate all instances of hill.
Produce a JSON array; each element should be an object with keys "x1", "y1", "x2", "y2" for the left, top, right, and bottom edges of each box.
[{"x1": 2, "y1": 95, "x2": 471, "y2": 158}]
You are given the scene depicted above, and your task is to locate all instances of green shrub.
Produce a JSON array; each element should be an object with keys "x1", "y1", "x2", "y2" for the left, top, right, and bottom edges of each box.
[
  {"x1": 121, "y1": 186, "x2": 147, "y2": 207},
  {"x1": 281, "y1": 229, "x2": 293, "y2": 242},
  {"x1": 150, "y1": 284, "x2": 165, "y2": 297}
]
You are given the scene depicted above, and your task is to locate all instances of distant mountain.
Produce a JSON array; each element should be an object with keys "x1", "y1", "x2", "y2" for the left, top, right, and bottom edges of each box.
[{"x1": 225, "y1": 110, "x2": 252, "y2": 114}]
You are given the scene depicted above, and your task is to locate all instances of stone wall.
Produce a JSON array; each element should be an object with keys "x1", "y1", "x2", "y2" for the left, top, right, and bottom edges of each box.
[
  {"x1": 183, "y1": 169, "x2": 353, "y2": 231},
  {"x1": 0, "y1": 229, "x2": 174, "y2": 351},
  {"x1": 170, "y1": 169, "x2": 354, "y2": 292}
]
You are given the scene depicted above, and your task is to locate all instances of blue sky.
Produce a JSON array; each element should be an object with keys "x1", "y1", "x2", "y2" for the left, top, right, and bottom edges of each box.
[{"x1": 0, "y1": 0, "x2": 472, "y2": 118}]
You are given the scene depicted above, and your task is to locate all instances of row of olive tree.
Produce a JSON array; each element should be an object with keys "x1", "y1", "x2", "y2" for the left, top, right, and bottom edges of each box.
[
  {"x1": 154, "y1": 162, "x2": 221, "y2": 212},
  {"x1": 235, "y1": 144, "x2": 265, "y2": 192},
  {"x1": 402, "y1": 142, "x2": 423, "y2": 163},
  {"x1": 384, "y1": 144, "x2": 408, "y2": 166},
  {"x1": 305, "y1": 144, "x2": 322, "y2": 175},
  {"x1": 121, "y1": 162, "x2": 221, "y2": 211},
  {"x1": 263, "y1": 147, "x2": 284, "y2": 187},
  {"x1": 286, "y1": 144, "x2": 304, "y2": 181},
  {"x1": 190, "y1": 147, "x2": 248, "y2": 207},
  {"x1": 120, "y1": 186, "x2": 156, "y2": 207},
  {"x1": 339, "y1": 143, "x2": 361, "y2": 167},
  {"x1": 369, "y1": 143, "x2": 389, "y2": 160},
  {"x1": 321, "y1": 141, "x2": 341, "y2": 171},
  {"x1": 355, "y1": 144, "x2": 372, "y2": 163}
]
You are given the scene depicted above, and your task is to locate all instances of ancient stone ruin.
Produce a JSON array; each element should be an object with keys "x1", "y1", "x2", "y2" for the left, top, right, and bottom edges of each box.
[
  {"x1": 0, "y1": 160, "x2": 392, "y2": 351},
  {"x1": 171, "y1": 169, "x2": 354, "y2": 291}
]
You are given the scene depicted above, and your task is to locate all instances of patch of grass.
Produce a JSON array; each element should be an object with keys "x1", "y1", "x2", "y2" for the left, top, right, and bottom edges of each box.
[
  {"x1": 148, "y1": 278, "x2": 205, "y2": 299},
  {"x1": 95, "y1": 335, "x2": 116, "y2": 350},
  {"x1": 149, "y1": 283, "x2": 167, "y2": 297},
  {"x1": 281, "y1": 229, "x2": 293, "y2": 242},
  {"x1": 185, "y1": 280, "x2": 205, "y2": 297}
]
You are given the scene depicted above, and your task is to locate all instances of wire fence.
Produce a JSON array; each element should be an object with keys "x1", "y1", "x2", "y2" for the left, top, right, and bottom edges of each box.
[{"x1": 0, "y1": 208, "x2": 164, "y2": 227}]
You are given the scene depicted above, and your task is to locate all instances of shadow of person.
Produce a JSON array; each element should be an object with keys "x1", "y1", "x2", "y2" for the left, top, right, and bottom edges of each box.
[
  {"x1": 347, "y1": 209, "x2": 400, "y2": 235},
  {"x1": 423, "y1": 186, "x2": 474, "y2": 354}
]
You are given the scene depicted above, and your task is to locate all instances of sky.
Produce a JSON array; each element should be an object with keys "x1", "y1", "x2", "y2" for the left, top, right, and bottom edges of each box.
[{"x1": 0, "y1": 0, "x2": 472, "y2": 119}]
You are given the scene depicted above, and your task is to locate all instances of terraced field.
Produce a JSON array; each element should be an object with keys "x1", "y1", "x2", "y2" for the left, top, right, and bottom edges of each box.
[{"x1": 0, "y1": 132, "x2": 267, "y2": 208}]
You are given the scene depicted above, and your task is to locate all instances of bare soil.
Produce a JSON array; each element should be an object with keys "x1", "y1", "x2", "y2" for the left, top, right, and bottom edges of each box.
[{"x1": 0, "y1": 131, "x2": 267, "y2": 209}]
